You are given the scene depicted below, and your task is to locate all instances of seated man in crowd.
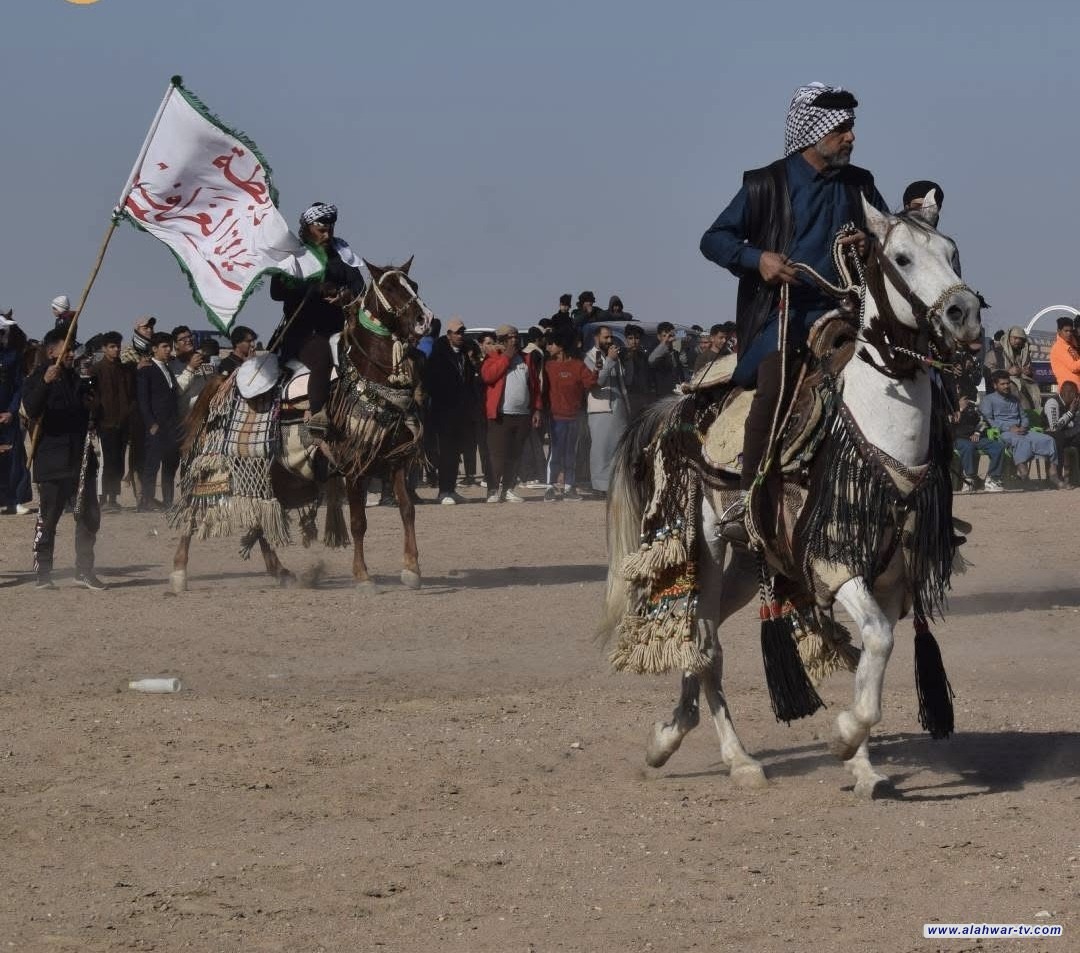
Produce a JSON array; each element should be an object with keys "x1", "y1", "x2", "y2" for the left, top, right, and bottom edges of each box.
[
  {"x1": 952, "y1": 340, "x2": 1003, "y2": 491},
  {"x1": 980, "y1": 370, "x2": 1066, "y2": 488},
  {"x1": 952, "y1": 392, "x2": 1004, "y2": 492},
  {"x1": 1043, "y1": 380, "x2": 1080, "y2": 482}
]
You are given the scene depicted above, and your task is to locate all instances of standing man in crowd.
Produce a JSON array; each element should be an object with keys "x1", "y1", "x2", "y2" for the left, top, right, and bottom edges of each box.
[
  {"x1": 648, "y1": 322, "x2": 686, "y2": 397},
  {"x1": 480, "y1": 325, "x2": 541, "y2": 503},
  {"x1": 22, "y1": 328, "x2": 105, "y2": 590},
  {"x1": 543, "y1": 329, "x2": 596, "y2": 501},
  {"x1": 137, "y1": 332, "x2": 181, "y2": 511},
  {"x1": 91, "y1": 331, "x2": 135, "y2": 511},
  {"x1": 170, "y1": 325, "x2": 213, "y2": 414},
  {"x1": 424, "y1": 317, "x2": 475, "y2": 504},
  {"x1": 620, "y1": 324, "x2": 651, "y2": 420},
  {"x1": 986, "y1": 326, "x2": 1041, "y2": 410},
  {"x1": 1050, "y1": 315, "x2": 1080, "y2": 390},
  {"x1": 699, "y1": 81, "x2": 887, "y2": 537},
  {"x1": 584, "y1": 325, "x2": 632, "y2": 499},
  {"x1": 218, "y1": 326, "x2": 256, "y2": 377},
  {"x1": 571, "y1": 291, "x2": 599, "y2": 335},
  {"x1": 50, "y1": 294, "x2": 76, "y2": 337}
]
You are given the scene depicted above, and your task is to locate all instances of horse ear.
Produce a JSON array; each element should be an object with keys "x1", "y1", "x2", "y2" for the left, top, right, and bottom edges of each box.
[
  {"x1": 861, "y1": 195, "x2": 891, "y2": 243},
  {"x1": 399, "y1": 256, "x2": 414, "y2": 276},
  {"x1": 364, "y1": 259, "x2": 383, "y2": 280},
  {"x1": 910, "y1": 188, "x2": 941, "y2": 228}
]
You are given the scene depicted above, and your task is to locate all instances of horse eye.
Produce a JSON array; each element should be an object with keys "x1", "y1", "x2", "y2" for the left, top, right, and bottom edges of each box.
[{"x1": 894, "y1": 254, "x2": 912, "y2": 268}]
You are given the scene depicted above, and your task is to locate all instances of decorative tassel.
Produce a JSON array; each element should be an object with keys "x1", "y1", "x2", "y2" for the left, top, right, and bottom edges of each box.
[
  {"x1": 913, "y1": 613, "x2": 954, "y2": 739},
  {"x1": 760, "y1": 601, "x2": 825, "y2": 724}
]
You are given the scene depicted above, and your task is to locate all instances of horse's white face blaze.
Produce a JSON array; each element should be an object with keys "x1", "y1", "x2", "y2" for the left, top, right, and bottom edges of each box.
[{"x1": 861, "y1": 197, "x2": 982, "y2": 344}]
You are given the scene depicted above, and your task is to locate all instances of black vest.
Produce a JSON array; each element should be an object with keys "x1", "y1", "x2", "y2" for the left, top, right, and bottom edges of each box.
[{"x1": 735, "y1": 159, "x2": 878, "y2": 353}]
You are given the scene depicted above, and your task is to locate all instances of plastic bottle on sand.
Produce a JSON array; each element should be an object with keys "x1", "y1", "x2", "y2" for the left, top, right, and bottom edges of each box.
[{"x1": 128, "y1": 677, "x2": 182, "y2": 693}]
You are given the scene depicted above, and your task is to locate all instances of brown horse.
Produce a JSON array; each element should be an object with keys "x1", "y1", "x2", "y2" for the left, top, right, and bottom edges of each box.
[{"x1": 170, "y1": 258, "x2": 432, "y2": 593}]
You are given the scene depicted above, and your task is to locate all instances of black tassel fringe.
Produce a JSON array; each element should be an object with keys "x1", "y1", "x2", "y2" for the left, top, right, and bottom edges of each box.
[
  {"x1": 913, "y1": 615, "x2": 955, "y2": 739},
  {"x1": 760, "y1": 603, "x2": 825, "y2": 724}
]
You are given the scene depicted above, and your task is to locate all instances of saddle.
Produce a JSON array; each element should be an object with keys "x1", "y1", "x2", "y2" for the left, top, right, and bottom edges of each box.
[
  {"x1": 700, "y1": 313, "x2": 860, "y2": 480},
  {"x1": 279, "y1": 332, "x2": 343, "y2": 412}
]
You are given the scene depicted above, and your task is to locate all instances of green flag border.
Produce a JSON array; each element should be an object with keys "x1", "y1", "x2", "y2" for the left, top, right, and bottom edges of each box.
[{"x1": 119, "y1": 77, "x2": 325, "y2": 334}]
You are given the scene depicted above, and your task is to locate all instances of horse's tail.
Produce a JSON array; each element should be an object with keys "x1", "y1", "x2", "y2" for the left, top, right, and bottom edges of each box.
[{"x1": 599, "y1": 395, "x2": 685, "y2": 644}]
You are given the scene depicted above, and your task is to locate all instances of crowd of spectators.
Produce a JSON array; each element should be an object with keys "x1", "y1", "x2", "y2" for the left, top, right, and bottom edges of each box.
[
  {"x1": 952, "y1": 315, "x2": 1080, "y2": 491},
  {"x1": 415, "y1": 292, "x2": 738, "y2": 505}
]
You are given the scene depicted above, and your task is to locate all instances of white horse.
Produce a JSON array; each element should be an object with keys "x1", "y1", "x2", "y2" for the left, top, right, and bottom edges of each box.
[{"x1": 602, "y1": 196, "x2": 982, "y2": 798}]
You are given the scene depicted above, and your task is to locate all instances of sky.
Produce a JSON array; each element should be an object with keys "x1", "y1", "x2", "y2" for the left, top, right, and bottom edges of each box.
[{"x1": 1, "y1": 0, "x2": 1078, "y2": 343}]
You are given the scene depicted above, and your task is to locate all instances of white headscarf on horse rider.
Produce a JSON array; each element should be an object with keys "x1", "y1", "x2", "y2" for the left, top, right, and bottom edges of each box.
[
  {"x1": 784, "y1": 82, "x2": 857, "y2": 157},
  {"x1": 299, "y1": 203, "x2": 364, "y2": 271}
]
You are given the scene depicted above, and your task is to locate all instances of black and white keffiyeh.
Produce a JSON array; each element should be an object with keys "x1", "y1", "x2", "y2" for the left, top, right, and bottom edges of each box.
[
  {"x1": 783, "y1": 82, "x2": 857, "y2": 157},
  {"x1": 300, "y1": 203, "x2": 338, "y2": 227}
]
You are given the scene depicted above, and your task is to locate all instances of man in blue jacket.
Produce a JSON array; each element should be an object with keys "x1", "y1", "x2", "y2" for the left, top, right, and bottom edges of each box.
[{"x1": 700, "y1": 82, "x2": 888, "y2": 539}]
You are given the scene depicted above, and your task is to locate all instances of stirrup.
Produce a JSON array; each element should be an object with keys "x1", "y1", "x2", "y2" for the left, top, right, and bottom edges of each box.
[{"x1": 717, "y1": 496, "x2": 749, "y2": 544}]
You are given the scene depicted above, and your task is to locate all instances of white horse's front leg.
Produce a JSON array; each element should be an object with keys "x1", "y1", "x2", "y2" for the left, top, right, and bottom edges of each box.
[
  {"x1": 832, "y1": 577, "x2": 895, "y2": 763},
  {"x1": 844, "y1": 738, "x2": 892, "y2": 799}
]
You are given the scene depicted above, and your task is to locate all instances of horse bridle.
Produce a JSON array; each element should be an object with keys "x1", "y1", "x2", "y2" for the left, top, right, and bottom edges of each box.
[{"x1": 355, "y1": 268, "x2": 433, "y2": 337}]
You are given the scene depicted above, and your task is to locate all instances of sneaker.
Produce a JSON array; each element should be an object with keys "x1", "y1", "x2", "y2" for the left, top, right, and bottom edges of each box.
[
  {"x1": 74, "y1": 573, "x2": 108, "y2": 591},
  {"x1": 503, "y1": 490, "x2": 525, "y2": 503},
  {"x1": 15, "y1": 503, "x2": 35, "y2": 516},
  {"x1": 439, "y1": 494, "x2": 458, "y2": 505},
  {"x1": 563, "y1": 488, "x2": 582, "y2": 502},
  {"x1": 486, "y1": 493, "x2": 502, "y2": 504},
  {"x1": 35, "y1": 576, "x2": 56, "y2": 591},
  {"x1": 544, "y1": 487, "x2": 558, "y2": 502},
  {"x1": 956, "y1": 478, "x2": 975, "y2": 493},
  {"x1": 983, "y1": 477, "x2": 1005, "y2": 492},
  {"x1": 479, "y1": 480, "x2": 487, "y2": 489}
]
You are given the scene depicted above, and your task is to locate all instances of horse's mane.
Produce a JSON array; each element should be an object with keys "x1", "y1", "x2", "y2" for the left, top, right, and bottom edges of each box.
[{"x1": 181, "y1": 375, "x2": 226, "y2": 456}]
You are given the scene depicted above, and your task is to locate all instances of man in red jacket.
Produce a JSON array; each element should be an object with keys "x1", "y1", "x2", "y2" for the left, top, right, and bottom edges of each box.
[
  {"x1": 542, "y1": 330, "x2": 597, "y2": 501},
  {"x1": 480, "y1": 324, "x2": 542, "y2": 503}
]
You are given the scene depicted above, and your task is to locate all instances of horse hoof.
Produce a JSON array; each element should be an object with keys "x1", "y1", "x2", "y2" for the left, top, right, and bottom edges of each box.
[
  {"x1": 730, "y1": 761, "x2": 769, "y2": 790},
  {"x1": 169, "y1": 570, "x2": 187, "y2": 594},
  {"x1": 401, "y1": 569, "x2": 421, "y2": 590},
  {"x1": 356, "y1": 580, "x2": 381, "y2": 595},
  {"x1": 854, "y1": 774, "x2": 892, "y2": 800},
  {"x1": 278, "y1": 571, "x2": 297, "y2": 589},
  {"x1": 645, "y1": 721, "x2": 683, "y2": 768}
]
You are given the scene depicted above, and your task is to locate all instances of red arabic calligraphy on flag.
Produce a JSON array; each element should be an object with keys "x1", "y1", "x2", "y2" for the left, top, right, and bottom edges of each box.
[{"x1": 122, "y1": 84, "x2": 322, "y2": 331}]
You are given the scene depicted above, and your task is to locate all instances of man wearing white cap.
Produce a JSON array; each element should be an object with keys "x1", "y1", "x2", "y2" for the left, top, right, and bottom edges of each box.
[{"x1": 51, "y1": 295, "x2": 75, "y2": 335}]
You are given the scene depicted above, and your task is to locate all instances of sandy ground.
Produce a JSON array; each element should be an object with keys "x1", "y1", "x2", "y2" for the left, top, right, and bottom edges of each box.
[{"x1": 0, "y1": 482, "x2": 1078, "y2": 953}]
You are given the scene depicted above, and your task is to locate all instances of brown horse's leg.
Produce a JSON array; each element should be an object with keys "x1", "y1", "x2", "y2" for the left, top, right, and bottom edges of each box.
[
  {"x1": 347, "y1": 478, "x2": 375, "y2": 589},
  {"x1": 392, "y1": 466, "x2": 421, "y2": 589},
  {"x1": 171, "y1": 533, "x2": 192, "y2": 594},
  {"x1": 257, "y1": 531, "x2": 295, "y2": 587}
]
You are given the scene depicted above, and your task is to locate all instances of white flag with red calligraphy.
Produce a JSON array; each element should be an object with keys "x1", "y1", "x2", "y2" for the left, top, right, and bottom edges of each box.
[{"x1": 121, "y1": 79, "x2": 324, "y2": 332}]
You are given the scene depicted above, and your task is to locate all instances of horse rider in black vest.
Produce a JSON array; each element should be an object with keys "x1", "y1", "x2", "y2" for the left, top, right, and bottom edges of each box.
[
  {"x1": 699, "y1": 82, "x2": 889, "y2": 539},
  {"x1": 270, "y1": 202, "x2": 366, "y2": 434}
]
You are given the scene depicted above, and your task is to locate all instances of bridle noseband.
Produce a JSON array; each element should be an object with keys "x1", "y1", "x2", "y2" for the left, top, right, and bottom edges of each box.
[{"x1": 354, "y1": 268, "x2": 433, "y2": 338}]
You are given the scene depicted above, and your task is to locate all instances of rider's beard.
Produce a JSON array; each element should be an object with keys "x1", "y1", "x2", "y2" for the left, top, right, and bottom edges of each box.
[{"x1": 816, "y1": 142, "x2": 852, "y2": 169}]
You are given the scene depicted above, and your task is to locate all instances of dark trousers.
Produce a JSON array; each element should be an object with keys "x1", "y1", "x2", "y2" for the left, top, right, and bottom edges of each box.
[
  {"x1": 473, "y1": 415, "x2": 493, "y2": 487},
  {"x1": 99, "y1": 426, "x2": 128, "y2": 498},
  {"x1": 142, "y1": 429, "x2": 180, "y2": 507},
  {"x1": 33, "y1": 464, "x2": 99, "y2": 579},
  {"x1": 433, "y1": 414, "x2": 468, "y2": 495},
  {"x1": 740, "y1": 351, "x2": 784, "y2": 491},
  {"x1": 1052, "y1": 426, "x2": 1080, "y2": 466},
  {"x1": 298, "y1": 334, "x2": 332, "y2": 413},
  {"x1": 488, "y1": 414, "x2": 531, "y2": 493}
]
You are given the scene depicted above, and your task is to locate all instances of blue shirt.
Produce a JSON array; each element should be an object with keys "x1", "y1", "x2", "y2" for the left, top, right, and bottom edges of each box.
[
  {"x1": 980, "y1": 391, "x2": 1028, "y2": 431},
  {"x1": 700, "y1": 153, "x2": 888, "y2": 314}
]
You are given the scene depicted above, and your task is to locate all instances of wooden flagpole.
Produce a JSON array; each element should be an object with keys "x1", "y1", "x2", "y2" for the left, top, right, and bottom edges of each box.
[{"x1": 28, "y1": 79, "x2": 179, "y2": 465}]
